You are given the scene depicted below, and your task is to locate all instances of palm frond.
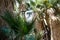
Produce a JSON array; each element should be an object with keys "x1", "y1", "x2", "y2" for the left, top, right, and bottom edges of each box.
[
  {"x1": 0, "y1": 10, "x2": 20, "y2": 33},
  {"x1": 0, "y1": 10, "x2": 35, "y2": 35}
]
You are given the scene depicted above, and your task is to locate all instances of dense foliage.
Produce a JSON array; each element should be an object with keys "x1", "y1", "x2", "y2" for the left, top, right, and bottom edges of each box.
[{"x1": 0, "y1": 0, "x2": 60, "y2": 40}]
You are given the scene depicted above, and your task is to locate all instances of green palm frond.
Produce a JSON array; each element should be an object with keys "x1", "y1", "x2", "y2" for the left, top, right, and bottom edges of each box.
[
  {"x1": 0, "y1": 10, "x2": 22, "y2": 33},
  {"x1": 0, "y1": 10, "x2": 35, "y2": 36}
]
